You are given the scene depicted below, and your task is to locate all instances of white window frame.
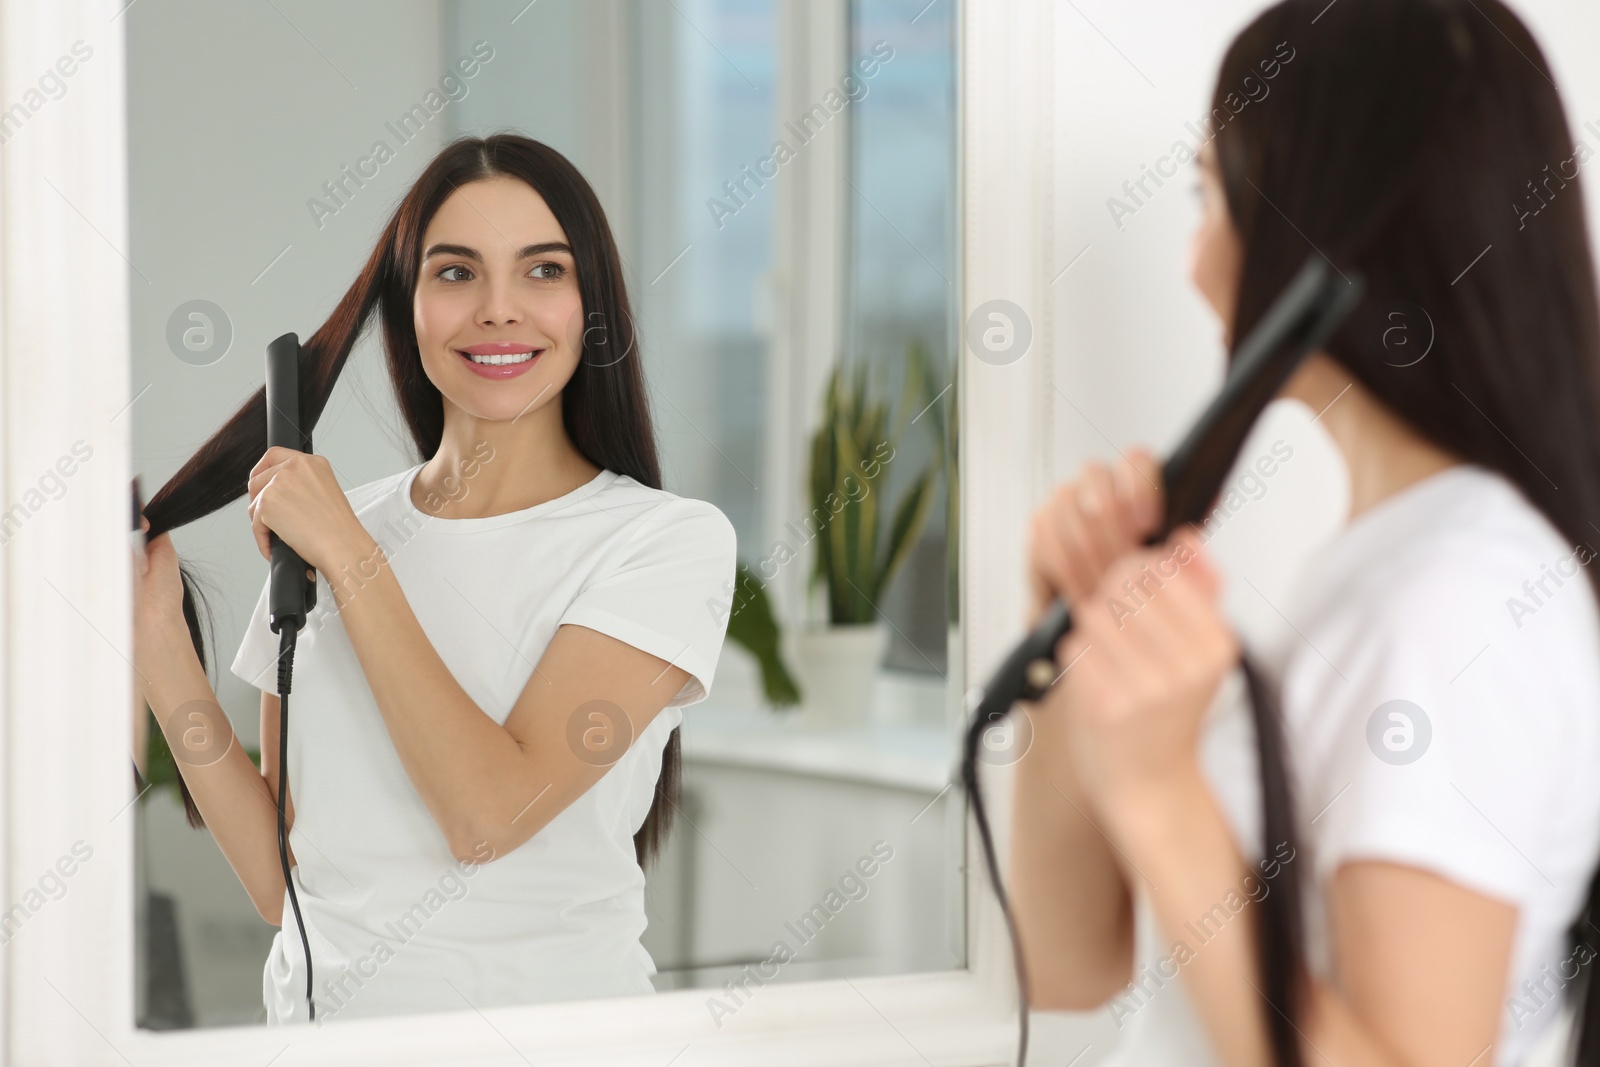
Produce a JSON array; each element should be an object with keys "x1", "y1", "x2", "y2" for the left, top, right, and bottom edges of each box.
[{"x1": 0, "y1": 0, "x2": 1059, "y2": 1061}]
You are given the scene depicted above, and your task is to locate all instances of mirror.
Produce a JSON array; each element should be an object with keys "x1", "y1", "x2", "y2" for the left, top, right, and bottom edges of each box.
[{"x1": 129, "y1": 0, "x2": 962, "y2": 1032}]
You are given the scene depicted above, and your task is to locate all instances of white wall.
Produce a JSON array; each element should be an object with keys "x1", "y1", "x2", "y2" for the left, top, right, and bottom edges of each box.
[{"x1": 1031, "y1": 1, "x2": 1600, "y2": 1062}]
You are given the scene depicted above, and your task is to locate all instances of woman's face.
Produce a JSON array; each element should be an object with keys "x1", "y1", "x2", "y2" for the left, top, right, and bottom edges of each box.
[
  {"x1": 414, "y1": 176, "x2": 584, "y2": 424},
  {"x1": 1189, "y1": 143, "x2": 1242, "y2": 342}
]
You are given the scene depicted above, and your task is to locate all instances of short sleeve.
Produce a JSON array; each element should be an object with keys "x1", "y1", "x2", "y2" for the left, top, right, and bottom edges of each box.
[
  {"x1": 230, "y1": 572, "x2": 282, "y2": 695},
  {"x1": 557, "y1": 499, "x2": 739, "y2": 708},
  {"x1": 229, "y1": 474, "x2": 386, "y2": 696},
  {"x1": 1294, "y1": 539, "x2": 1600, "y2": 908}
]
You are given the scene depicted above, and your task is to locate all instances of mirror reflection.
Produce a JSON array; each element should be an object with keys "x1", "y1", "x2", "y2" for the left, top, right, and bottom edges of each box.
[{"x1": 128, "y1": 0, "x2": 961, "y2": 1030}]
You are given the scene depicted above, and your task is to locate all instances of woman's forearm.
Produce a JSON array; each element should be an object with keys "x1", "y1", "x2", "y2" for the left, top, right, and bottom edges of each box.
[
  {"x1": 138, "y1": 626, "x2": 289, "y2": 924},
  {"x1": 321, "y1": 535, "x2": 523, "y2": 858},
  {"x1": 1110, "y1": 766, "x2": 1405, "y2": 1067},
  {"x1": 1009, "y1": 707, "x2": 1135, "y2": 1009},
  {"x1": 1108, "y1": 766, "x2": 1274, "y2": 1066}
]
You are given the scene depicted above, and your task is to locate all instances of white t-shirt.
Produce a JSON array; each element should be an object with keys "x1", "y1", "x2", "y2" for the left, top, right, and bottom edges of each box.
[
  {"x1": 1100, "y1": 463, "x2": 1600, "y2": 1066},
  {"x1": 229, "y1": 461, "x2": 737, "y2": 1025}
]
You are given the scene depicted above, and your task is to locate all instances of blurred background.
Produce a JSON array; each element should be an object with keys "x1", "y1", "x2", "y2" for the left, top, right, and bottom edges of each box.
[{"x1": 127, "y1": 0, "x2": 964, "y2": 1030}]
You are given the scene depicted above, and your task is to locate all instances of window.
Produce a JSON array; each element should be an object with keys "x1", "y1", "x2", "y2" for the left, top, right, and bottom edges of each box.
[{"x1": 845, "y1": 0, "x2": 958, "y2": 672}]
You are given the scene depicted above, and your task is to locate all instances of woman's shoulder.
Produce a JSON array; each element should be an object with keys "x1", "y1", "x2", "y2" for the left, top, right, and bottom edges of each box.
[
  {"x1": 1291, "y1": 464, "x2": 1600, "y2": 702},
  {"x1": 563, "y1": 475, "x2": 738, "y2": 578},
  {"x1": 1297, "y1": 463, "x2": 1594, "y2": 637},
  {"x1": 1278, "y1": 464, "x2": 1600, "y2": 873},
  {"x1": 1385, "y1": 465, "x2": 1594, "y2": 631},
  {"x1": 595, "y1": 474, "x2": 737, "y2": 536},
  {"x1": 1265, "y1": 466, "x2": 1600, "y2": 906}
]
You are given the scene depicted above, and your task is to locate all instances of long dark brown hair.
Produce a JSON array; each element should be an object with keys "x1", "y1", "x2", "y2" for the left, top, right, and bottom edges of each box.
[
  {"x1": 141, "y1": 133, "x2": 680, "y2": 867},
  {"x1": 1211, "y1": 1, "x2": 1600, "y2": 1063}
]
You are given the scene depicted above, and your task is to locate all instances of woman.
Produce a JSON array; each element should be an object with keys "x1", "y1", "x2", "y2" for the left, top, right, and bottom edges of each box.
[
  {"x1": 131, "y1": 134, "x2": 737, "y2": 1025},
  {"x1": 1011, "y1": 1, "x2": 1600, "y2": 1064}
]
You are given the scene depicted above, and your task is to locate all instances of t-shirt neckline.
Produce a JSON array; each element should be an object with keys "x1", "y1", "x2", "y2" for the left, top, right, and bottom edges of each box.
[
  {"x1": 1280, "y1": 461, "x2": 1498, "y2": 633},
  {"x1": 398, "y1": 461, "x2": 620, "y2": 533},
  {"x1": 1328, "y1": 461, "x2": 1487, "y2": 556}
]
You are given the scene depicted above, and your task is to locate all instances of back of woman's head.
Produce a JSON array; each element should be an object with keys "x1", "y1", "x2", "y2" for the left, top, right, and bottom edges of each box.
[
  {"x1": 1201, "y1": 3, "x2": 1600, "y2": 1064},
  {"x1": 140, "y1": 133, "x2": 680, "y2": 867},
  {"x1": 1214, "y1": 0, "x2": 1600, "y2": 539}
]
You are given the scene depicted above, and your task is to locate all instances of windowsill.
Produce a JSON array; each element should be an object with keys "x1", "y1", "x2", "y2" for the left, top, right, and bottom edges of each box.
[{"x1": 682, "y1": 668, "x2": 954, "y2": 793}]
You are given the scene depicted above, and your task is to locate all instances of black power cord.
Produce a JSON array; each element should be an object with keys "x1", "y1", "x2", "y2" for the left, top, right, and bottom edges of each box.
[
  {"x1": 275, "y1": 625, "x2": 314, "y2": 1022},
  {"x1": 962, "y1": 689, "x2": 1035, "y2": 1065},
  {"x1": 265, "y1": 330, "x2": 317, "y2": 1023}
]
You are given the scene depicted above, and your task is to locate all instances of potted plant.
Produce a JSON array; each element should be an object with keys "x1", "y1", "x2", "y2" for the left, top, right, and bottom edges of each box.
[{"x1": 793, "y1": 343, "x2": 938, "y2": 725}]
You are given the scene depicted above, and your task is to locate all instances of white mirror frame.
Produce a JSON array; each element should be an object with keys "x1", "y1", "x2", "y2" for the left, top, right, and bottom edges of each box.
[{"x1": 1, "y1": 0, "x2": 1058, "y2": 1062}]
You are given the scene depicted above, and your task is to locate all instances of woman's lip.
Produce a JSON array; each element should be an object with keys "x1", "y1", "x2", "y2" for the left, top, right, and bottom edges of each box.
[
  {"x1": 457, "y1": 348, "x2": 541, "y2": 380},
  {"x1": 458, "y1": 344, "x2": 541, "y2": 355}
]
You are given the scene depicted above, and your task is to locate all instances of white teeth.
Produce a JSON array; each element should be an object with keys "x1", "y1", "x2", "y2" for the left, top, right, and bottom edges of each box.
[{"x1": 465, "y1": 350, "x2": 537, "y2": 365}]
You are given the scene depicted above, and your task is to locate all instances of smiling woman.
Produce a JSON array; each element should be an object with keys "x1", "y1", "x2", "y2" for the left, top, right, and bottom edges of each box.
[{"x1": 132, "y1": 134, "x2": 738, "y2": 1026}]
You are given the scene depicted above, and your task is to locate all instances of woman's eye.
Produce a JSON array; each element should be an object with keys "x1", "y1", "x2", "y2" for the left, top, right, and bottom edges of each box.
[{"x1": 432, "y1": 262, "x2": 565, "y2": 282}]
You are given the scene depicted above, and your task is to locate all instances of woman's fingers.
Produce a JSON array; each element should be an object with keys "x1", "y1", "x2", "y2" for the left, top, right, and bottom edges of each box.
[
  {"x1": 1187, "y1": 526, "x2": 1223, "y2": 601},
  {"x1": 1070, "y1": 463, "x2": 1130, "y2": 574},
  {"x1": 246, "y1": 453, "x2": 292, "y2": 502},
  {"x1": 1115, "y1": 447, "x2": 1164, "y2": 537},
  {"x1": 1046, "y1": 483, "x2": 1107, "y2": 603},
  {"x1": 1107, "y1": 530, "x2": 1234, "y2": 683},
  {"x1": 247, "y1": 488, "x2": 273, "y2": 561},
  {"x1": 1028, "y1": 453, "x2": 1168, "y2": 618},
  {"x1": 1028, "y1": 509, "x2": 1079, "y2": 617},
  {"x1": 134, "y1": 529, "x2": 183, "y2": 630}
]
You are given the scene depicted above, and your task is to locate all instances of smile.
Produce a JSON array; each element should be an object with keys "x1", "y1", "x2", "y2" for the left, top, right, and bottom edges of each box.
[
  {"x1": 460, "y1": 349, "x2": 538, "y2": 365},
  {"x1": 455, "y1": 348, "x2": 543, "y2": 379}
]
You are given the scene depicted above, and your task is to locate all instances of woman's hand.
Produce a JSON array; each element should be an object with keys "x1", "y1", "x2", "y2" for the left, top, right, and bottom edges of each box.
[
  {"x1": 133, "y1": 513, "x2": 192, "y2": 691},
  {"x1": 246, "y1": 446, "x2": 369, "y2": 575},
  {"x1": 1027, "y1": 448, "x2": 1163, "y2": 628},
  {"x1": 133, "y1": 514, "x2": 185, "y2": 634},
  {"x1": 1036, "y1": 525, "x2": 1237, "y2": 831}
]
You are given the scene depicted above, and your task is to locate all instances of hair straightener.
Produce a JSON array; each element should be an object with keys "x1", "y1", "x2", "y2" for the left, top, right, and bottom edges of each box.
[
  {"x1": 265, "y1": 331, "x2": 318, "y2": 1022},
  {"x1": 963, "y1": 255, "x2": 1365, "y2": 1066}
]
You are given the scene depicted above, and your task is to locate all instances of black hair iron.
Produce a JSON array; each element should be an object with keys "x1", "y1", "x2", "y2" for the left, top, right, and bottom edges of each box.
[
  {"x1": 265, "y1": 331, "x2": 318, "y2": 1022},
  {"x1": 963, "y1": 255, "x2": 1364, "y2": 1066}
]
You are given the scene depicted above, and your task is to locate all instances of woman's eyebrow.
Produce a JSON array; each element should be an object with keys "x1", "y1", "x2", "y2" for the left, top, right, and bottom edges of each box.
[{"x1": 422, "y1": 241, "x2": 572, "y2": 262}]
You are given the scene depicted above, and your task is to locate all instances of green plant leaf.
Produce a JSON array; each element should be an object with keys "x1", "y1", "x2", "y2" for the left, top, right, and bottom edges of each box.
[
  {"x1": 880, "y1": 466, "x2": 936, "y2": 597},
  {"x1": 808, "y1": 365, "x2": 842, "y2": 593},
  {"x1": 891, "y1": 337, "x2": 927, "y2": 446},
  {"x1": 723, "y1": 562, "x2": 801, "y2": 707},
  {"x1": 829, "y1": 415, "x2": 871, "y2": 622}
]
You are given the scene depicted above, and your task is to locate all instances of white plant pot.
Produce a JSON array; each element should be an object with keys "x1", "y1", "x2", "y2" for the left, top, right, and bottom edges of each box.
[{"x1": 790, "y1": 622, "x2": 891, "y2": 728}]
